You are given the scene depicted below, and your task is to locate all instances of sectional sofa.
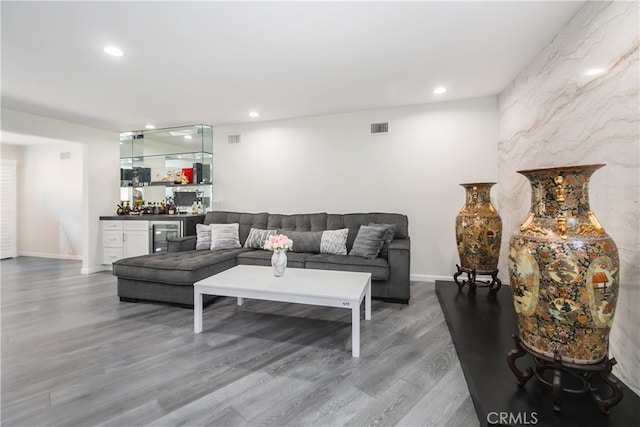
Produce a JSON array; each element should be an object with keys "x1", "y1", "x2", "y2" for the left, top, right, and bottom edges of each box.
[{"x1": 113, "y1": 211, "x2": 410, "y2": 308}]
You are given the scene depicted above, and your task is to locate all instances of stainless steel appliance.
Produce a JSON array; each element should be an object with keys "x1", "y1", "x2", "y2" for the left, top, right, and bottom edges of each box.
[{"x1": 149, "y1": 221, "x2": 182, "y2": 253}]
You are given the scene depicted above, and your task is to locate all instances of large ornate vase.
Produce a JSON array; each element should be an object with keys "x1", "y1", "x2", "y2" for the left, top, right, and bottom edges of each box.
[
  {"x1": 455, "y1": 182, "x2": 502, "y2": 273},
  {"x1": 271, "y1": 250, "x2": 287, "y2": 277},
  {"x1": 508, "y1": 164, "x2": 619, "y2": 364}
]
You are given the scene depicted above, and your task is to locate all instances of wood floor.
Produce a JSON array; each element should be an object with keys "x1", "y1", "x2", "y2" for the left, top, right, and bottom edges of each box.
[{"x1": 1, "y1": 257, "x2": 479, "y2": 427}]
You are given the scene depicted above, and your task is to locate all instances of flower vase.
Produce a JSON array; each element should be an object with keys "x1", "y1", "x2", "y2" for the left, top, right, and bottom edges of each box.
[
  {"x1": 271, "y1": 250, "x2": 287, "y2": 277},
  {"x1": 508, "y1": 164, "x2": 619, "y2": 364},
  {"x1": 455, "y1": 182, "x2": 502, "y2": 273}
]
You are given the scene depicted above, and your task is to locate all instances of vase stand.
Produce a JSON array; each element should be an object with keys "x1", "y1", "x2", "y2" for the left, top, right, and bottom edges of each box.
[
  {"x1": 453, "y1": 264, "x2": 501, "y2": 293},
  {"x1": 507, "y1": 334, "x2": 623, "y2": 414}
]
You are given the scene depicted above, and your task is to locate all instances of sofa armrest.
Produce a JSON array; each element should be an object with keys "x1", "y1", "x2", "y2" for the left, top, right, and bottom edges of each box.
[
  {"x1": 168, "y1": 236, "x2": 197, "y2": 252},
  {"x1": 387, "y1": 237, "x2": 411, "y2": 301},
  {"x1": 388, "y1": 238, "x2": 410, "y2": 252}
]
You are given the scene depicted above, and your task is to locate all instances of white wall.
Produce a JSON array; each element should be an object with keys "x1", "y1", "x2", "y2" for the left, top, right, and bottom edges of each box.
[
  {"x1": 0, "y1": 143, "x2": 23, "y2": 161},
  {"x1": 213, "y1": 97, "x2": 498, "y2": 280},
  {"x1": 18, "y1": 141, "x2": 83, "y2": 259},
  {"x1": 1, "y1": 108, "x2": 120, "y2": 273},
  {"x1": 497, "y1": 2, "x2": 639, "y2": 394}
]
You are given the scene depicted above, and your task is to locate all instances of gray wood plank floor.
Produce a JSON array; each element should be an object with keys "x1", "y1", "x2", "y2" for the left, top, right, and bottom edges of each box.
[{"x1": 1, "y1": 257, "x2": 479, "y2": 427}]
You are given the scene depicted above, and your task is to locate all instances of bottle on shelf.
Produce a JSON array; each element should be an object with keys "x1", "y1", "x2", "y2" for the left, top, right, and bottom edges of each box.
[{"x1": 166, "y1": 197, "x2": 175, "y2": 215}]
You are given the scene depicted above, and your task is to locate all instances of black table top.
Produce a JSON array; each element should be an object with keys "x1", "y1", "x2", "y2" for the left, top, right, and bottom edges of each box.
[{"x1": 435, "y1": 280, "x2": 639, "y2": 427}]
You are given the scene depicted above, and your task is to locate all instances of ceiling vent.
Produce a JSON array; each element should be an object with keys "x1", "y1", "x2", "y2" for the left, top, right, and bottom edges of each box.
[
  {"x1": 228, "y1": 134, "x2": 241, "y2": 144},
  {"x1": 370, "y1": 122, "x2": 389, "y2": 134}
]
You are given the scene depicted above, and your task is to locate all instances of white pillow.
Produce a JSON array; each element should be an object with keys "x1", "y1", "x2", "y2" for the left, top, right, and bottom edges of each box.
[
  {"x1": 320, "y1": 228, "x2": 349, "y2": 255},
  {"x1": 195, "y1": 223, "x2": 212, "y2": 250},
  {"x1": 210, "y1": 223, "x2": 241, "y2": 250}
]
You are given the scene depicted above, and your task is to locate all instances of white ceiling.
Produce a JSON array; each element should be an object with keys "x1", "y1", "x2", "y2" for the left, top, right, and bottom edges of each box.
[{"x1": 1, "y1": 1, "x2": 585, "y2": 133}]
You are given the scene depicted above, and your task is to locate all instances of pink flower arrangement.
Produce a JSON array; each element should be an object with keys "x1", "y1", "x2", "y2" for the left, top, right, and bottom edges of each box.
[{"x1": 263, "y1": 234, "x2": 293, "y2": 252}]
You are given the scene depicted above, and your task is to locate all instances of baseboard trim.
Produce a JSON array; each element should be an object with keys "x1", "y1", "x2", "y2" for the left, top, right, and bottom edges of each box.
[
  {"x1": 19, "y1": 252, "x2": 82, "y2": 261},
  {"x1": 411, "y1": 274, "x2": 452, "y2": 283},
  {"x1": 81, "y1": 265, "x2": 110, "y2": 275}
]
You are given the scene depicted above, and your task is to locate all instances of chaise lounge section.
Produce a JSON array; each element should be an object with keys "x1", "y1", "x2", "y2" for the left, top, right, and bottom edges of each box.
[{"x1": 113, "y1": 211, "x2": 410, "y2": 307}]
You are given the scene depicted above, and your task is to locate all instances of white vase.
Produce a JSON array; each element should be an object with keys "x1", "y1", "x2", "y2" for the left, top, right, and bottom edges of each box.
[{"x1": 271, "y1": 249, "x2": 287, "y2": 277}]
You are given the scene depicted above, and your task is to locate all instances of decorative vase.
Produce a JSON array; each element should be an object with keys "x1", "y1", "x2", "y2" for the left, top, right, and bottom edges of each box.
[
  {"x1": 508, "y1": 164, "x2": 619, "y2": 364},
  {"x1": 455, "y1": 182, "x2": 502, "y2": 273},
  {"x1": 271, "y1": 249, "x2": 287, "y2": 277}
]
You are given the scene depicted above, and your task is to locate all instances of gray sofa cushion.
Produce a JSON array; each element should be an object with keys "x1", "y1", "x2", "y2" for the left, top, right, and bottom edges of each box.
[
  {"x1": 349, "y1": 225, "x2": 388, "y2": 259},
  {"x1": 236, "y1": 250, "x2": 313, "y2": 268},
  {"x1": 168, "y1": 235, "x2": 197, "y2": 252},
  {"x1": 267, "y1": 213, "x2": 328, "y2": 231},
  {"x1": 369, "y1": 222, "x2": 396, "y2": 243},
  {"x1": 203, "y1": 212, "x2": 408, "y2": 254},
  {"x1": 328, "y1": 213, "x2": 408, "y2": 253},
  {"x1": 370, "y1": 222, "x2": 396, "y2": 259},
  {"x1": 278, "y1": 230, "x2": 322, "y2": 253},
  {"x1": 113, "y1": 248, "x2": 249, "y2": 285},
  {"x1": 305, "y1": 254, "x2": 389, "y2": 281}
]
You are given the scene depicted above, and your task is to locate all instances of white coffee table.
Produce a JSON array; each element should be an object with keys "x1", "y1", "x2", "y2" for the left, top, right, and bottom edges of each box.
[{"x1": 193, "y1": 265, "x2": 372, "y2": 357}]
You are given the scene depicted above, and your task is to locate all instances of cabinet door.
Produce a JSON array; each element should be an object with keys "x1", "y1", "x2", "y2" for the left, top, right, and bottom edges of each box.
[
  {"x1": 103, "y1": 230, "x2": 124, "y2": 248},
  {"x1": 124, "y1": 230, "x2": 149, "y2": 258},
  {"x1": 103, "y1": 248, "x2": 124, "y2": 264}
]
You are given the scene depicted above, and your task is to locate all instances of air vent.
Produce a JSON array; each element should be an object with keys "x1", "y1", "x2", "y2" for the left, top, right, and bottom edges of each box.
[
  {"x1": 370, "y1": 122, "x2": 389, "y2": 134},
  {"x1": 228, "y1": 134, "x2": 241, "y2": 144}
]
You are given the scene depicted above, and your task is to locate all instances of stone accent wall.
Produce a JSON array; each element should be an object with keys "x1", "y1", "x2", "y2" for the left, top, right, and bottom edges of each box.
[{"x1": 497, "y1": 1, "x2": 639, "y2": 394}]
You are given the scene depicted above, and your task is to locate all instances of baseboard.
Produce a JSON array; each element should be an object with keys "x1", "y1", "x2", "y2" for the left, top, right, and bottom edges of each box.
[
  {"x1": 410, "y1": 274, "x2": 451, "y2": 283},
  {"x1": 19, "y1": 252, "x2": 82, "y2": 261},
  {"x1": 81, "y1": 265, "x2": 110, "y2": 275}
]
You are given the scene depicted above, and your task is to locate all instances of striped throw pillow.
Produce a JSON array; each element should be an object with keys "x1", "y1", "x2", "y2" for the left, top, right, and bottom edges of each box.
[{"x1": 210, "y1": 223, "x2": 241, "y2": 250}]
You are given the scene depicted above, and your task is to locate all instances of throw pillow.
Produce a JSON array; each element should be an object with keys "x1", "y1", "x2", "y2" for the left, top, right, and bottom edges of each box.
[
  {"x1": 195, "y1": 223, "x2": 212, "y2": 250},
  {"x1": 277, "y1": 230, "x2": 322, "y2": 253},
  {"x1": 244, "y1": 228, "x2": 277, "y2": 249},
  {"x1": 210, "y1": 223, "x2": 241, "y2": 250},
  {"x1": 369, "y1": 222, "x2": 396, "y2": 258},
  {"x1": 369, "y1": 222, "x2": 396, "y2": 244},
  {"x1": 349, "y1": 225, "x2": 388, "y2": 259},
  {"x1": 320, "y1": 228, "x2": 348, "y2": 255}
]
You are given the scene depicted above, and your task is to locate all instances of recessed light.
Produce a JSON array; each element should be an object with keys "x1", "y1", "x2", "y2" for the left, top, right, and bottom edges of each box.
[
  {"x1": 145, "y1": 124, "x2": 156, "y2": 129},
  {"x1": 585, "y1": 68, "x2": 606, "y2": 76},
  {"x1": 104, "y1": 46, "x2": 124, "y2": 57},
  {"x1": 184, "y1": 135, "x2": 193, "y2": 140},
  {"x1": 249, "y1": 111, "x2": 259, "y2": 118},
  {"x1": 433, "y1": 87, "x2": 447, "y2": 95}
]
